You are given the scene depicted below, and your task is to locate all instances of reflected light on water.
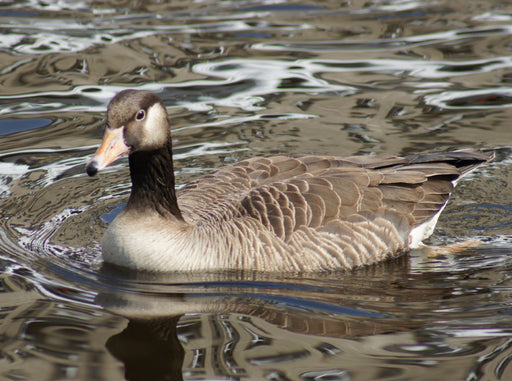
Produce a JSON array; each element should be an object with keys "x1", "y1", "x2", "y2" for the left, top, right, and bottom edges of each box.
[{"x1": 1, "y1": 0, "x2": 512, "y2": 380}]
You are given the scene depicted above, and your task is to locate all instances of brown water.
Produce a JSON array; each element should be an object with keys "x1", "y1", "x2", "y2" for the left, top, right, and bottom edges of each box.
[{"x1": 1, "y1": 1, "x2": 512, "y2": 380}]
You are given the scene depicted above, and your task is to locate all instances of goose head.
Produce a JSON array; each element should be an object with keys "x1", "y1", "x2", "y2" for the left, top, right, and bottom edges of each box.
[{"x1": 86, "y1": 90, "x2": 170, "y2": 176}]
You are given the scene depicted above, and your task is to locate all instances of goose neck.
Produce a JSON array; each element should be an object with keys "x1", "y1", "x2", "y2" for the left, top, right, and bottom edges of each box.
[{"x1": 127, "y1": 140, "x2": 183, "y2": 220}]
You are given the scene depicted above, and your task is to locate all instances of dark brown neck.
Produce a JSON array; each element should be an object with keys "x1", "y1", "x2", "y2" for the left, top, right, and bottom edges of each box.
[{"x1": 127, "y1": 140, "x2": 183, "y2": 220}]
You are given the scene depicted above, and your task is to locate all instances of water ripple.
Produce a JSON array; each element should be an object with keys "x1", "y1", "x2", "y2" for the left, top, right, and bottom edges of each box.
[
  {"x1": 254, "y1": 25, "x2": 512, "y2": 52},
  {"x1": 424, "y1": 88, "x2": 512, "y2": 109},
  {"x1": 0, "y1": 18, "x2": 310, "y2": 55},
  {"x1": 2, "y1": 55, "x2": 510, "y2": 117}
]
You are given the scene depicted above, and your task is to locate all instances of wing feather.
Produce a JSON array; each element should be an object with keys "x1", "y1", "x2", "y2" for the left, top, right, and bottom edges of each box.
[{"x1": 176, "y1": 150, "x2": 492, "y2": 270}]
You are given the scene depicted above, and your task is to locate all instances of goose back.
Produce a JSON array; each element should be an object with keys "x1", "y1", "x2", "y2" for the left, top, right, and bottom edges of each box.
[{"x1": 169, "y1": 150, "x2": 492, "y2": 271}]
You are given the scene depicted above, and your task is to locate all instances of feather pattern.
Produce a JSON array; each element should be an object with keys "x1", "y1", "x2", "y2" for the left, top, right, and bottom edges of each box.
[{"x1": 172, "y1": 152, "x2": 492, "y2": 271}]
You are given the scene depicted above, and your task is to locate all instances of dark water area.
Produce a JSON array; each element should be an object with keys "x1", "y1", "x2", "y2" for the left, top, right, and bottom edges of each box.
[{"x1": 1, "y1": 1, "x2": 512, "y2": 380}]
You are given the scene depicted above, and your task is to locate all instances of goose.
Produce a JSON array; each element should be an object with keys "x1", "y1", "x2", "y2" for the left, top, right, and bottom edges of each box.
[{"x1": 86, "y1": 89, "x2": 493, "y2": 272}]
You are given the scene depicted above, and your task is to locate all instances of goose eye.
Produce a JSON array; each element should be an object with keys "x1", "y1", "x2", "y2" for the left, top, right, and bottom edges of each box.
[{"x1": 136, "y1": 109, "x2": 145, "y2": 121}]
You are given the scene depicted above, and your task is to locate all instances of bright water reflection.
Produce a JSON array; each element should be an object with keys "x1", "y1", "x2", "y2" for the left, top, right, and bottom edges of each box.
[{"x1": 1, "y1": 0, "x2": 512, "y2": 380}]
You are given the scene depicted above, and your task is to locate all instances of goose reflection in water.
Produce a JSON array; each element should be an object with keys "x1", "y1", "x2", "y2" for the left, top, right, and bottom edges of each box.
[{"x1": 96, "y1": 254, "x2": 510, "y2": 381}]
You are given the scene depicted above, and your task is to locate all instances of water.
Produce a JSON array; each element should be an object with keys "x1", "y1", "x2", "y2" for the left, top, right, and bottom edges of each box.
[{"x1": 1, "y1": 0, "x2": 512, "y2": 380}]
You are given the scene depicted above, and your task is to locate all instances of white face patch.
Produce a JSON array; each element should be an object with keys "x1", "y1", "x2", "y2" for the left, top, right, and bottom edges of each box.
[{"x1": 137, "y1": 102, "x2": 169, "y2": 151}]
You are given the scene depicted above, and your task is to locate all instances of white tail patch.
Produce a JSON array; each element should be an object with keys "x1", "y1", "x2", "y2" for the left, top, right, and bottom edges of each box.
[
  {"x1": 408, "y1": 208, "x2": 445, "y2": 248},
  {"x1": 408, "y1": 176, "x2": 462, "y2": 248}
]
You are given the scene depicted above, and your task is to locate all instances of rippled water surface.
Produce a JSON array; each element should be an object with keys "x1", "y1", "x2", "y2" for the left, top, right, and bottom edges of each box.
[{"x1": 2, "y1": 1, "x2": 512, "y2": 380}]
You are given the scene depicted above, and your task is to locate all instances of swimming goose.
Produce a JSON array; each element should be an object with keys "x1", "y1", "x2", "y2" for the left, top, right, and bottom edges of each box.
[{"x1": 86, "y1": 90, "x2": 493, "y2": 272}]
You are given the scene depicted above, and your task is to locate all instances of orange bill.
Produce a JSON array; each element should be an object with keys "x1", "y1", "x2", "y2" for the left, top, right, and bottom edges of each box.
[{"x1": 86, "y1": 127, "x2": 129, "y2": 176}]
